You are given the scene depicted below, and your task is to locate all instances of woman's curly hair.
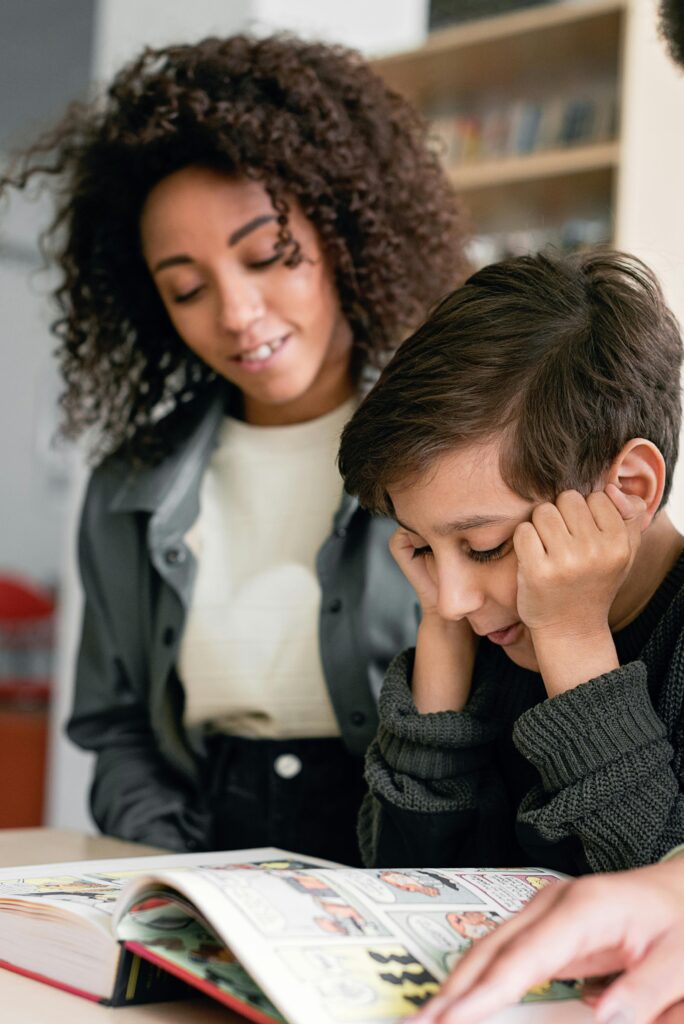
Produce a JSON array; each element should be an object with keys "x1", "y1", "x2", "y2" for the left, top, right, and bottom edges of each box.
[{"x1": 3, "y1": 33, "x2": 468, "y2": 464}]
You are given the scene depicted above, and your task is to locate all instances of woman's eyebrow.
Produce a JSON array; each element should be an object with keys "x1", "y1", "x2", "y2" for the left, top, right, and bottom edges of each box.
[
  {"x1": 153, "y1": 253, "x2": 192, "y2": 274},
  {"x1": 228, "y1": 213, "x2": 277, "y2": 247},
  {"x1": 151, "y1": 213, "x2": 278, "y2": 274}
]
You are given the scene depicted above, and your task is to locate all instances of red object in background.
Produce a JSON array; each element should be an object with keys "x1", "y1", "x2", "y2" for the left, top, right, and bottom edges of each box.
[{"x1": 0, "y1": 575, "x2": 55, "y2": 828}]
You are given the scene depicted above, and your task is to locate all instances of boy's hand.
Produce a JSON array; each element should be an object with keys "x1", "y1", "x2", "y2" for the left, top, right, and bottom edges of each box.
[
  {"x1": 513, "y1": 486, "x2": 646, "y2": 695},
  {"x1": 390, "y1": 528, "x2": 477, "y2": 712},
  {"x1": 390, "y1": 527, "x2": 439, "y2": 615}
]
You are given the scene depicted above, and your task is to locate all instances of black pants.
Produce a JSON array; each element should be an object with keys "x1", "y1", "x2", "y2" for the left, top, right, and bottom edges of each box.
[{"x1": 205, "y1": 734, "x2": 366, "y2": 866}]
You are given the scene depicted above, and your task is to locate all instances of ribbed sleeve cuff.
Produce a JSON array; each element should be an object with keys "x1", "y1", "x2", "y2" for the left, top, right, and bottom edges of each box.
[
  {"x1": 513, "y1": 661, "x2": 667, "y2": 792},
  {"x1": 377, "y1": 650, "x2": 500, "y2": 780}
]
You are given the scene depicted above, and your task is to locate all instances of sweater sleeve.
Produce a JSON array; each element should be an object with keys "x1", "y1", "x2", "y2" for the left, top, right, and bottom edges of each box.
[
  {"x1": 359, "y1": 649, "x2": 516, "y2": 868},
  {"x1": 513, "y1": 661, "x2": 681, "y2": 871}
]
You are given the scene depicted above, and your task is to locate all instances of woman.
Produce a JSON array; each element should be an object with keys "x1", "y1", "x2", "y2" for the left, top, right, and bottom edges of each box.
[{"x1": 4, "y1": 34, "x2": 467, "y2": 860}]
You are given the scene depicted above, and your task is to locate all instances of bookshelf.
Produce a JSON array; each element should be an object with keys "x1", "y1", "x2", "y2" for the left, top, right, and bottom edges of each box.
[
  {"x1": 372, "y1": 0, "x2": 684, "y2": 277},
  {"x1": 372, "y1": 0, "x2": 684, "y2": 523}
]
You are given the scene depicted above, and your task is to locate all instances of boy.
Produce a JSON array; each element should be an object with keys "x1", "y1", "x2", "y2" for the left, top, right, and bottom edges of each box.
[{"x1": 338, "y1": 249, "x2": 684, "y2": 876}]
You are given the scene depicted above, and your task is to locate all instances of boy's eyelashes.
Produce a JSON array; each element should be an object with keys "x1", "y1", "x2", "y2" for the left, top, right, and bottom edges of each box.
[{"x1": 410, "y1": 541, "x2": 510, "y2": 563}]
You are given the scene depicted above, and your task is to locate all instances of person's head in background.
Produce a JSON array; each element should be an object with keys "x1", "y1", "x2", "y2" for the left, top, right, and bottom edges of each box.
[
  {"x1": 660, "y1": 0, "x2": 684, "y2": 67},
  {"x1": 4, "y1": 34, "x2": 467, "y2": 462},
  {"x1": 338, "y1": 250, "x2": 683, "y2": 672}
]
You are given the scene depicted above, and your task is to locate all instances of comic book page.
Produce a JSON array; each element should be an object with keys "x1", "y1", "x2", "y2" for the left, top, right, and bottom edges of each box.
[
  {"x1": 114, "y1": 862, "x2": 583, "y2": 1024},
  {"x1": 0, "y1": 847, "x2": 327, "y2": 1000}
]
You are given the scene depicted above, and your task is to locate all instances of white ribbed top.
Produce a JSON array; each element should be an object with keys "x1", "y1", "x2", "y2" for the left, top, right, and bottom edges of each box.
[{"x1": 179, "y1": 398, "x2": 356, "y2": 738}]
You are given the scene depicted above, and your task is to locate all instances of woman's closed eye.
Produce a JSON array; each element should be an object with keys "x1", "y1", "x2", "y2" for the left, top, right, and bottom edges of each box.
[
  {"x1": 173, "y1": 284, "x2": 204, "y2": 304},
  {"x1": 249, "y1": 252, "x2": 281, "y2": 270}
]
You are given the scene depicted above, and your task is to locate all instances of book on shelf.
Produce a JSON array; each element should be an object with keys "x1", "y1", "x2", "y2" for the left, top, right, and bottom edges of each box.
[
  {"x1": 0, "y1": 847, "x2": 583, "y2": 1023},
  {"x1": 429, "y1": 82, "x2": 617, "y2": 166}
]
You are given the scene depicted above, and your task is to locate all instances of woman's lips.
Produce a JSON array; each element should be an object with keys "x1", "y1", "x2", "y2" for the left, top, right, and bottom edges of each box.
[
  {"x1": 486, "y1": 621, "x2": 523, "y2": 646},
  {"x1": 232, "y1": 333, "x2": 291, "y2": 371}
]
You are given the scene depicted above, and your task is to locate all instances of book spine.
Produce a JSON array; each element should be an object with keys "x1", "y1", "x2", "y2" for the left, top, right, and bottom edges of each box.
[{"x1": 106, "y1": 946, "x2": 193, "y2": 1007}]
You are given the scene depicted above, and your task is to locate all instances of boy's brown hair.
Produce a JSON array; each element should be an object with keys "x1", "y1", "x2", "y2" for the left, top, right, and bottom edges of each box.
[{"x1": 338, "y1": 250, "x2": 683, "y2": 514}]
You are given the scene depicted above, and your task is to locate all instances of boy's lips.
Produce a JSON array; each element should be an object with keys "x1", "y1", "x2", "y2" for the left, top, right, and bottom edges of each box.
[{"x1": 486, "y1": 621, "x2": 523, "y2": 646}]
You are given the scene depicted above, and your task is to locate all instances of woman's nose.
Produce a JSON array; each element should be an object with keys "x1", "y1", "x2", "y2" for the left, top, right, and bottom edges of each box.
[{"x1": 216, "y1": 277, "x2": 264, "y2": 333}]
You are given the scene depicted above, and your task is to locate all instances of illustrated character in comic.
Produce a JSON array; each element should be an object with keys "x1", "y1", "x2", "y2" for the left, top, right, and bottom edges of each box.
[
  {"x1": 189, "y1": 941, "x2": 237, "y2": 965},
  {"x1": 146, "y1": 937, "x2": 185, "y2": 952},
  {"x1": 526, "y1": 875, "x2": 552, "y2": 891},
  {"x1": 314, "y1": 898, "x2": 383, "y2": 936},
  {"x1": 281, "y1": 872, "x2": 338, "y2": 897},
  {"x1": 378, "y1": 871, "x2": 440, "y2": 897},
  {"x1": 446, "y1": 911, "x2": 499, "y2": 942}
]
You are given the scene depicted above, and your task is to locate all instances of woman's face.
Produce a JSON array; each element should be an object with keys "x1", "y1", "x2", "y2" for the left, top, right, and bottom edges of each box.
[{"x1": 140, "y1": 166, "x2": 354, "y2": 425}]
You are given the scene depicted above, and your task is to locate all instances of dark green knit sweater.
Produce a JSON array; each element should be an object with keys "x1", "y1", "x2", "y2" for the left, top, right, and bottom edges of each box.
[{"x1": 359, "y1": 553, "x2": 684, "y2": 874}]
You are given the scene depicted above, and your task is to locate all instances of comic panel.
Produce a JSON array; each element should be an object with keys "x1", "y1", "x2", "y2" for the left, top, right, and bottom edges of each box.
[
  {"x1": 0, "y1": 870, "x2": 143, "y2": 913},
  {"x1": 463, "y1": 872, "x2": 560, "y2": 912},
  {"x1": 386, "y1": 908, "x2": 504, "y2": 974},
  {"x1": 334, "y1": 869, "x2": 487, "y2": 907},
  {"x1": 279, "y1": 943, "x2": 440, "y2": 1022},
  {"x1": 119, "y1": 903, "x2": 285, "y2": 1023},
  {"x1": 199, "y1": 868, "x2": 390, "y2": 939}
]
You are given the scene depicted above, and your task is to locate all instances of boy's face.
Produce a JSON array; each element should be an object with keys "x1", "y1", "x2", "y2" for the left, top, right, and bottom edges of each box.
[{"x1": 388, "y1": 439, "x2": 541, "y2": 671}]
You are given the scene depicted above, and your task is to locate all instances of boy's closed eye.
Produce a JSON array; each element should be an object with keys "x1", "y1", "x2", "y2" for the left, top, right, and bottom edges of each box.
[{"x1": 411, "y1": 541, "x2": 511, "y2": 563}]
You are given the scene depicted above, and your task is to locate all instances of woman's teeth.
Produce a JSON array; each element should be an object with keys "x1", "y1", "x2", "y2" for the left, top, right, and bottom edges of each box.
[{"x1": 241, "y1": 337, "x2": 286, "y2": 363}]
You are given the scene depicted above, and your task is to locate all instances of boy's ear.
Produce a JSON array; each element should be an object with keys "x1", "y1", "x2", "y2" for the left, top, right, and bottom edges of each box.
[{"x1": 605, "y1": 438, "x2": 666, "y2": 530}]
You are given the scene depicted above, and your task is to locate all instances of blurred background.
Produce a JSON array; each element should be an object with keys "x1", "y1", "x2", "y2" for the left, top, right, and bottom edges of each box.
[{"x1": 1, "y1": 0, "x2": 683, "y2": 834}]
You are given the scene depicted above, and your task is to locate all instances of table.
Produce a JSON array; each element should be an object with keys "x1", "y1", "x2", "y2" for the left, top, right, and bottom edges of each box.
[{"x1": 0, "y1": 829, "x2": 591, "y2": 1024}]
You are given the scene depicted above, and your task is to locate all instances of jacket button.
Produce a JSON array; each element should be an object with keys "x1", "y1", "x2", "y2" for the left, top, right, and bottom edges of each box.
[
  {"x1": 274, "y1": 754, "x2": 302, "y2": 779},
  {"x1": 327, "y1": 598, "x2": 342, "y2": 613},
  {"x1": 165, "y1": 546, "x2": 186, "y2": 565},
  {"x1": 162, "y1": 626, "x2": 176, "y2": 647},
  {"x1": 334, "y1": 526, "x2": 347, "y2": 539},
  {"x1": 350, "y1": 710, "x2": 366, "y2": 727}
]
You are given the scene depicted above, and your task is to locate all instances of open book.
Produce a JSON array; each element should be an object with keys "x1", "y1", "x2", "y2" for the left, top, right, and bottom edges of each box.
[{"x1": 0, "y1": 848, "x2": 582, "y2": 1023}]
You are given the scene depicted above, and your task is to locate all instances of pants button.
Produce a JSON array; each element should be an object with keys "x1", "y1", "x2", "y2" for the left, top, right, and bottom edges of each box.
[{"x1": 274, "y1": 753, "x2": 303, "y2": 779}]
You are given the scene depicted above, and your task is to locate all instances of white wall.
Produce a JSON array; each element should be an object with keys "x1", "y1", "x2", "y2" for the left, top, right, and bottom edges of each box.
[
  {"x1": 615, "y1": 0, "x2": 684, "y2": 530},
  {"x1": 0, "y1": 192, "x2": 72, "y2": 584},
  {"x1": 252, "y1": 0, "x2": 426, "y2": 53}
]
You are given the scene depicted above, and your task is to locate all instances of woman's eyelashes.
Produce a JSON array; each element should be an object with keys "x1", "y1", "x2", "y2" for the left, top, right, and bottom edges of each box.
[
  {"x1": 170, "y1": 251, "x2": 283, "y2": 303},
  {"x1": 250, "y1": 252, "x2": 281, "y2": 269},
  {"x1": 411, "y1": 541, "x2": 511, "y2": 563},
  {"x1": 173, "y1": 285, "x2": 203, "y2": 304}
]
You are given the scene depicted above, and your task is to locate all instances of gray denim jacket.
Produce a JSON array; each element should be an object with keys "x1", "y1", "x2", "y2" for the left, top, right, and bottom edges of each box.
[{"x1": 67, "y1": 394, "x2": 418, "y2": 850}]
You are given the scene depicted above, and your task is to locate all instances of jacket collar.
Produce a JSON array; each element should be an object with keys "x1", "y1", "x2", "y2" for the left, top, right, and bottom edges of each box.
[
  {"x1": 108, "y1": 392, "x2": 225, "y2": 515},
  {"x1": 108, "y1": 388, "x2": 362, "y2": 527}
]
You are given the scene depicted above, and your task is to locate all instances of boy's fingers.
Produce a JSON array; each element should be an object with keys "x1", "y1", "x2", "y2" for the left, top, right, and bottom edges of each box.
[
  {"x1": 431, "y1": 886, "x2": 607, "y2": 1023},
  {"x1": 409, "y1": 891, "x2": 563, "y2": 1024},
  {"x1": 555, "y1": 489, "x2": 603, "y2": 539},
  {"x1": 513, "y1": 520, "x2": 547, "y2": 562},
  {"x1": 596, "y1": 928, "x2": 684, "y2": 1024},
  {"x1": 603, "y1": 483, "x2": 647, "y2": 525}
]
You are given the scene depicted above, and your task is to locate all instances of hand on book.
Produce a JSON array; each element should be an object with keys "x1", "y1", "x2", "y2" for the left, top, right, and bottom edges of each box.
[{"x1": 409, "y1": 857, "x2": 684, "y2": 1024}]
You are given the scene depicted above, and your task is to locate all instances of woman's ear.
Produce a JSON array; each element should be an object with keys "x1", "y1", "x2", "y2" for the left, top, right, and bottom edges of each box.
[{"x1": 605, "y1": 439, "x2": 666, "y2": 530}]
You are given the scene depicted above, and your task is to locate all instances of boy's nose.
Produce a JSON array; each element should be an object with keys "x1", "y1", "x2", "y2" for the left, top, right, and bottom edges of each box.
[{"x1": 436, "y1": 568, "x2": 484, "y2": 622}]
